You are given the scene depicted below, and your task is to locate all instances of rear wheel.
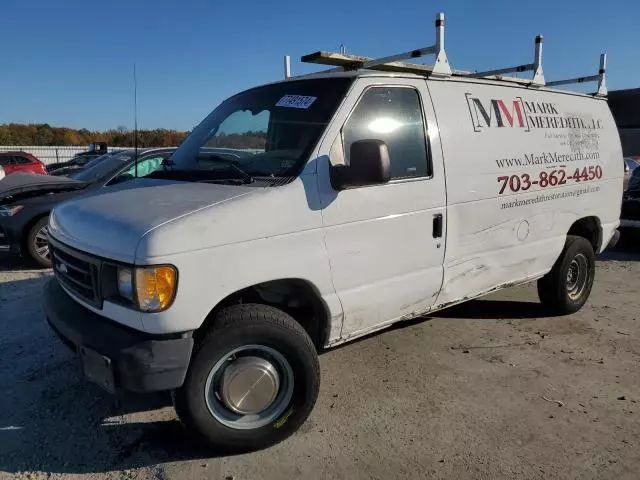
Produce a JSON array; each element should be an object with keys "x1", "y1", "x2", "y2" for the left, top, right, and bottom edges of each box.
[
  {"x1": 173, "y1": 304, "x2": 320, "y2": 453},
  {"x1": 26, "y1": 216, "x2": 51, "y2": 268},
  {"x1": 537, "y1": 235, "x2": 595, "y2": 315}
]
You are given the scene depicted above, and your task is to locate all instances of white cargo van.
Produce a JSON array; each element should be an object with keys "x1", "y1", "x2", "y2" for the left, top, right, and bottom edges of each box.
[{"x1": 43, "y1": 14, "x2": 623, "y2": 452}]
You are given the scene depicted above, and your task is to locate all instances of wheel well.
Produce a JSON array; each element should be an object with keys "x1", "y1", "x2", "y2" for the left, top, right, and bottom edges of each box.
[
  {"x1": 196, "y1": 279, "x2": 330, "y2": 350},
  {"x1": 21, "y1": 212, "x2": 49, "y2": 252},
  {"x1": 568, "y1": 216, "x2": 601, "y2": 252}
]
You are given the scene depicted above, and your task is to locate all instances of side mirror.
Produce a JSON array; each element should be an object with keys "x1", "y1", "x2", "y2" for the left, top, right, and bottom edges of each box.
[{"x1": 330, "y1": 139, "x2": 391, "y2": 190}]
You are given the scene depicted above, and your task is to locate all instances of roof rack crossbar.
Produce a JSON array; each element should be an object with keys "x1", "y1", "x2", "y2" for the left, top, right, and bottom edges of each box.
[
  {"x1": 468, "y1": 35, "x2": 545, "y2": 85},
  {"x1": 358, "y1": 45, "x2": 436, "y2": 69},
  {"x1": 300, "y1": 12, "x2": 452, "y2": 77},
  {"x1": 546, "y1": 53, "x2": 607, "y2": 96}
]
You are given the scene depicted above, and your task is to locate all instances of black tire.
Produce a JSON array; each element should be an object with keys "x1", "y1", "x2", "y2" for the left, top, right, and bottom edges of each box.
[
  {"x1": 537, "y1": 235, "x2": 595, "y2": 315},
  {"x1": 173, "y1": 304, "x2": 320, "y2": 453},
  {"x1": 26, "y1": 216, "x2": 51, "y2": 268}
]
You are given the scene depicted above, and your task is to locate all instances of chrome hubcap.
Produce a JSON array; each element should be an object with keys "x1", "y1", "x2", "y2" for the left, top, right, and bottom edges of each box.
[
  {"x1": 566, "y1": 253, "x2": 588, "y2": 300},
  {"x1": 220, "y1": 356, "x2": 280, "y2": 414},
  {"x1": 34, "y1": 226, "x2": 50, "y2": 261},
  {"x1": 205, "y1": 345, "x2": 293, "y2": 430}
]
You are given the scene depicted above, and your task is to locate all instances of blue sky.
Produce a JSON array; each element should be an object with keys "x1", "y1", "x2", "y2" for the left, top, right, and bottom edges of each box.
[{"x1": 0, "y1": 0, "x2": 638, "y2": 131}]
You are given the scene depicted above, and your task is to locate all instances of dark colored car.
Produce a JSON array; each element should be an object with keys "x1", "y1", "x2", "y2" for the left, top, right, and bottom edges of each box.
[
  {"x1": 0, "y1": 152, "x2": 48, "y2": 176},
  {"x1": 0, "y1": 148, "x2": 175, "y2": 267},
  {"x1": 621, "y1": 167, "x2": 640, "y2": 228},
  {"x1": 624, "y1": 157, "x2": 639, "y2": 192},
  {"x1": 46, "y1": 142, "x2": 110, "y2": 175},
  {"x1": 47, "y1": 151, "x2": 118, "y2": 177}
]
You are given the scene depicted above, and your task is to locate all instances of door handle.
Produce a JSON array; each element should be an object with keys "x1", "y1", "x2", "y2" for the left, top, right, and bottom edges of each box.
[{"x1": 432, "y1": 213, "x2": 443, "y2": 238}]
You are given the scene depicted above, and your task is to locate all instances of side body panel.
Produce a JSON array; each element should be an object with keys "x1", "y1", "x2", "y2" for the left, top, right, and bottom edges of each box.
[
  {"x1": 317, "y1": 77, "x2": 447, "y2": 339},
  {"x1": 427, "y1": 78, "x2": 623, "y2": 307}
]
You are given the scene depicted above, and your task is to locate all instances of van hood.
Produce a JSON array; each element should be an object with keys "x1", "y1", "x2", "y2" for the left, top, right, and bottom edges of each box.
[{"x1": 49, "y1": 179, "x2": 255, "y2": 263}]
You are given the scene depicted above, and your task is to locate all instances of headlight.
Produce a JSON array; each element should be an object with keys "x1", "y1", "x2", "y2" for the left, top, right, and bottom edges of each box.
[
  {"x1": 117, "y1": 267, "x2": 134, "y2": 301},
  {"x1": 116, "y1": 265, "x2": 178, "y2": 312},
  {"x1": 0, "y1": 205, "x2": 24, "y2": 217},
  {"x1": 135, "y1": 266, "x2": 178, "y2": 312}
]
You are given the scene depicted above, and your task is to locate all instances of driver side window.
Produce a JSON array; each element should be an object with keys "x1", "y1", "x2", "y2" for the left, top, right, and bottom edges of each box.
[
  {"x1": 342, "y1": 87, "x2": 431, "y2": 180},
  {"x1": 107, "y1": 154, "x2": 169, "y2": 185}
]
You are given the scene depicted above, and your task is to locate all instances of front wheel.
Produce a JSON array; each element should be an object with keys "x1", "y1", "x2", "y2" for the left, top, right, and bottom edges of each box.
[
  {"x1": 173, "y1": 304, "x2": 320, "y2": 453},
  {"x1": 26, "y1": 216, "x2": 51, "y2": 268},
  {"x1": 537, "y1": 235, "x2": 595, "y2": 315}
]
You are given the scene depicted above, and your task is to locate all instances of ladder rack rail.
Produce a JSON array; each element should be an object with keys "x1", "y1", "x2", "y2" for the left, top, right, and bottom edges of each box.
[
  {"x1": 468, "y1": 36, "x2": 545, "y2": 85},
  {"x1": 293, "y1": 12, "x2": 608, "y2": 96},
  {"x1": 547, "y1": 54, "x2": 607, "y2": 96},
  {"x1": 300, "y1": 13, "x2": 452, "y2": 77}
]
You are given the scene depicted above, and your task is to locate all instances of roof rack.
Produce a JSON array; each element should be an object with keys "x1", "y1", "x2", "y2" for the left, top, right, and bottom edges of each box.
[
  {"x1": 293, "y1": 12, "x2": 608, "y2": 96},
  {"x1": 300, "y1": 13, "x2": 453, "y2": 77},
  {"x1": 547, "y1": 53, "x2": 607, "y2": 96},
  {"x1": 468, "y1": 35, "x2": 545, "y2": 85}
]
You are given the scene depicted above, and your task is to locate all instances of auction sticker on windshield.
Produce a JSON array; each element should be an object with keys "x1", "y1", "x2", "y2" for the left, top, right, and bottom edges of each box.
[{"x1": 276, "y1": 95, "x2": 317, "y2": 109}]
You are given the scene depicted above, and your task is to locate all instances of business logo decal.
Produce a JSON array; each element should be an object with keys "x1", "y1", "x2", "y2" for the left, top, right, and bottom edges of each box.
[{"x1": 465, "y1": 94, "x2": 602, "y2": 133}]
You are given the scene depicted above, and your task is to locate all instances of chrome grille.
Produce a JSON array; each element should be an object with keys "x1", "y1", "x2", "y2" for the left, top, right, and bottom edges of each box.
[{"x1": 51, "y1": 245, "x2": 100, "y2": 307}]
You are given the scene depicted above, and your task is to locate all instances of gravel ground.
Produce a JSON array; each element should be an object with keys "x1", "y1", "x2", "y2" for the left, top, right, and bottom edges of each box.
[{"x1": 1, "y1": 235, "x2": 639, "y2": 480}]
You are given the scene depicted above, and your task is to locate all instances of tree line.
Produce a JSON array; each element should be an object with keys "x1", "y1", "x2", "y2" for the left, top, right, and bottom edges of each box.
[
  {"x1": 0, "y1": 123, "x2": 189, "y2": 147},
  {"x1": 0, "y1": 123, "x2": 268, "y2": 150}
]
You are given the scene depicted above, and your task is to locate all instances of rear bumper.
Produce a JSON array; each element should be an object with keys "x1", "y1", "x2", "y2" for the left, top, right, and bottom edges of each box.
[{"x1": 43, "y1": 279, "x2": 193, "y2": 393}]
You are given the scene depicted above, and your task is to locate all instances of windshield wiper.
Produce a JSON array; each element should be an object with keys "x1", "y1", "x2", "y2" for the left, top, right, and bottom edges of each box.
[{"x1": 196, "y1": 154, "x2": 254, "y2": 184}]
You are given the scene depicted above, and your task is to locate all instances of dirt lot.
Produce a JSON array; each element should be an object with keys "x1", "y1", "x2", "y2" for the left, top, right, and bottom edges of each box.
[{"x1": 1, "y1": 236, "x2": 639, "y2": 480}]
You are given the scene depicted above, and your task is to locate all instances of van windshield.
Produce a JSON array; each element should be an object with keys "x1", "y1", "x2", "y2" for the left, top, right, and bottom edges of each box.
[{"x1": 167, "y1": 77, "x2": 353, "y2": 180}]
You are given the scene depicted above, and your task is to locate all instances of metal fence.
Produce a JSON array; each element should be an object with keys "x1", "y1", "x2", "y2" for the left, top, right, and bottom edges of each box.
[{"x1": 0, "y1": 146, "x2": 129, "y2": 165}]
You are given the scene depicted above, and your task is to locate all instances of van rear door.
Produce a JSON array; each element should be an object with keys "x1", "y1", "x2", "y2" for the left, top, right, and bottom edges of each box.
[{"x1": 317, "y1": 77, "x2": 447, "y2": 338}]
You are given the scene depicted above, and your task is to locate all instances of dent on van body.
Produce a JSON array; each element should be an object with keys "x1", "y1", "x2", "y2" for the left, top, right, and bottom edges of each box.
[{"x1": 423, "y1": 78, "x2": 622, "y2": 308}]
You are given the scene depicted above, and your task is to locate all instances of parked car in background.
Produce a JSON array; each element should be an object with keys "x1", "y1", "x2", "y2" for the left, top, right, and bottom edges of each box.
[
  {"x1": 48, "y1": 151, "x2": 118, "y2": 177},
  {"x1": 0, "y1": 148, "x2": 175, "y2": 266},
  {"x1": 621, "y1": 162, "x2": 640, "y2": 228},
  {"x1": 621, "y1": 164, "x2": 640, "y2": 223},
  {"x1": 46, "y1": 142, "x2": 109, "y2": 174},
  {"x1": 0, "y1": 152, "x2": 48, "y2": 176},
  {"x1": 624, "y1": 157, "x2": 639, "y2": 192}
]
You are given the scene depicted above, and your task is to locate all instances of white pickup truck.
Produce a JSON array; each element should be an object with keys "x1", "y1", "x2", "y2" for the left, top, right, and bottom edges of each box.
[{"x1": 43, "y1": 15, "x2": 622, "y2": 452}]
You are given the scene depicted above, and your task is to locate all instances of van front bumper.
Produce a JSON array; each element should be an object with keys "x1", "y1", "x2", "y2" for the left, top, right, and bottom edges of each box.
[{"x1": 43, "y1": 279, "x2": 193, "y2": 393}]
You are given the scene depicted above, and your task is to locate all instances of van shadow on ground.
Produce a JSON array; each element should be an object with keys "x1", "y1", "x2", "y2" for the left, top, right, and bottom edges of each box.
[
  {"x1": 0, "y1": 360, "x2": 220, "y2": 476},
  {"x1": 0, "y1": 276, "x2": 219, "y2": 476}
]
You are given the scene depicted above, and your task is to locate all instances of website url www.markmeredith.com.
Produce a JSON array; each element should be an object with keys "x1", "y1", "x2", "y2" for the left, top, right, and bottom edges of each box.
[
  {"x1": 496, "y1": 151, "x2": 600, "y2": 168},
  {"x1": 501, "y1": 185, "x2": 601, "y2": 209}
]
